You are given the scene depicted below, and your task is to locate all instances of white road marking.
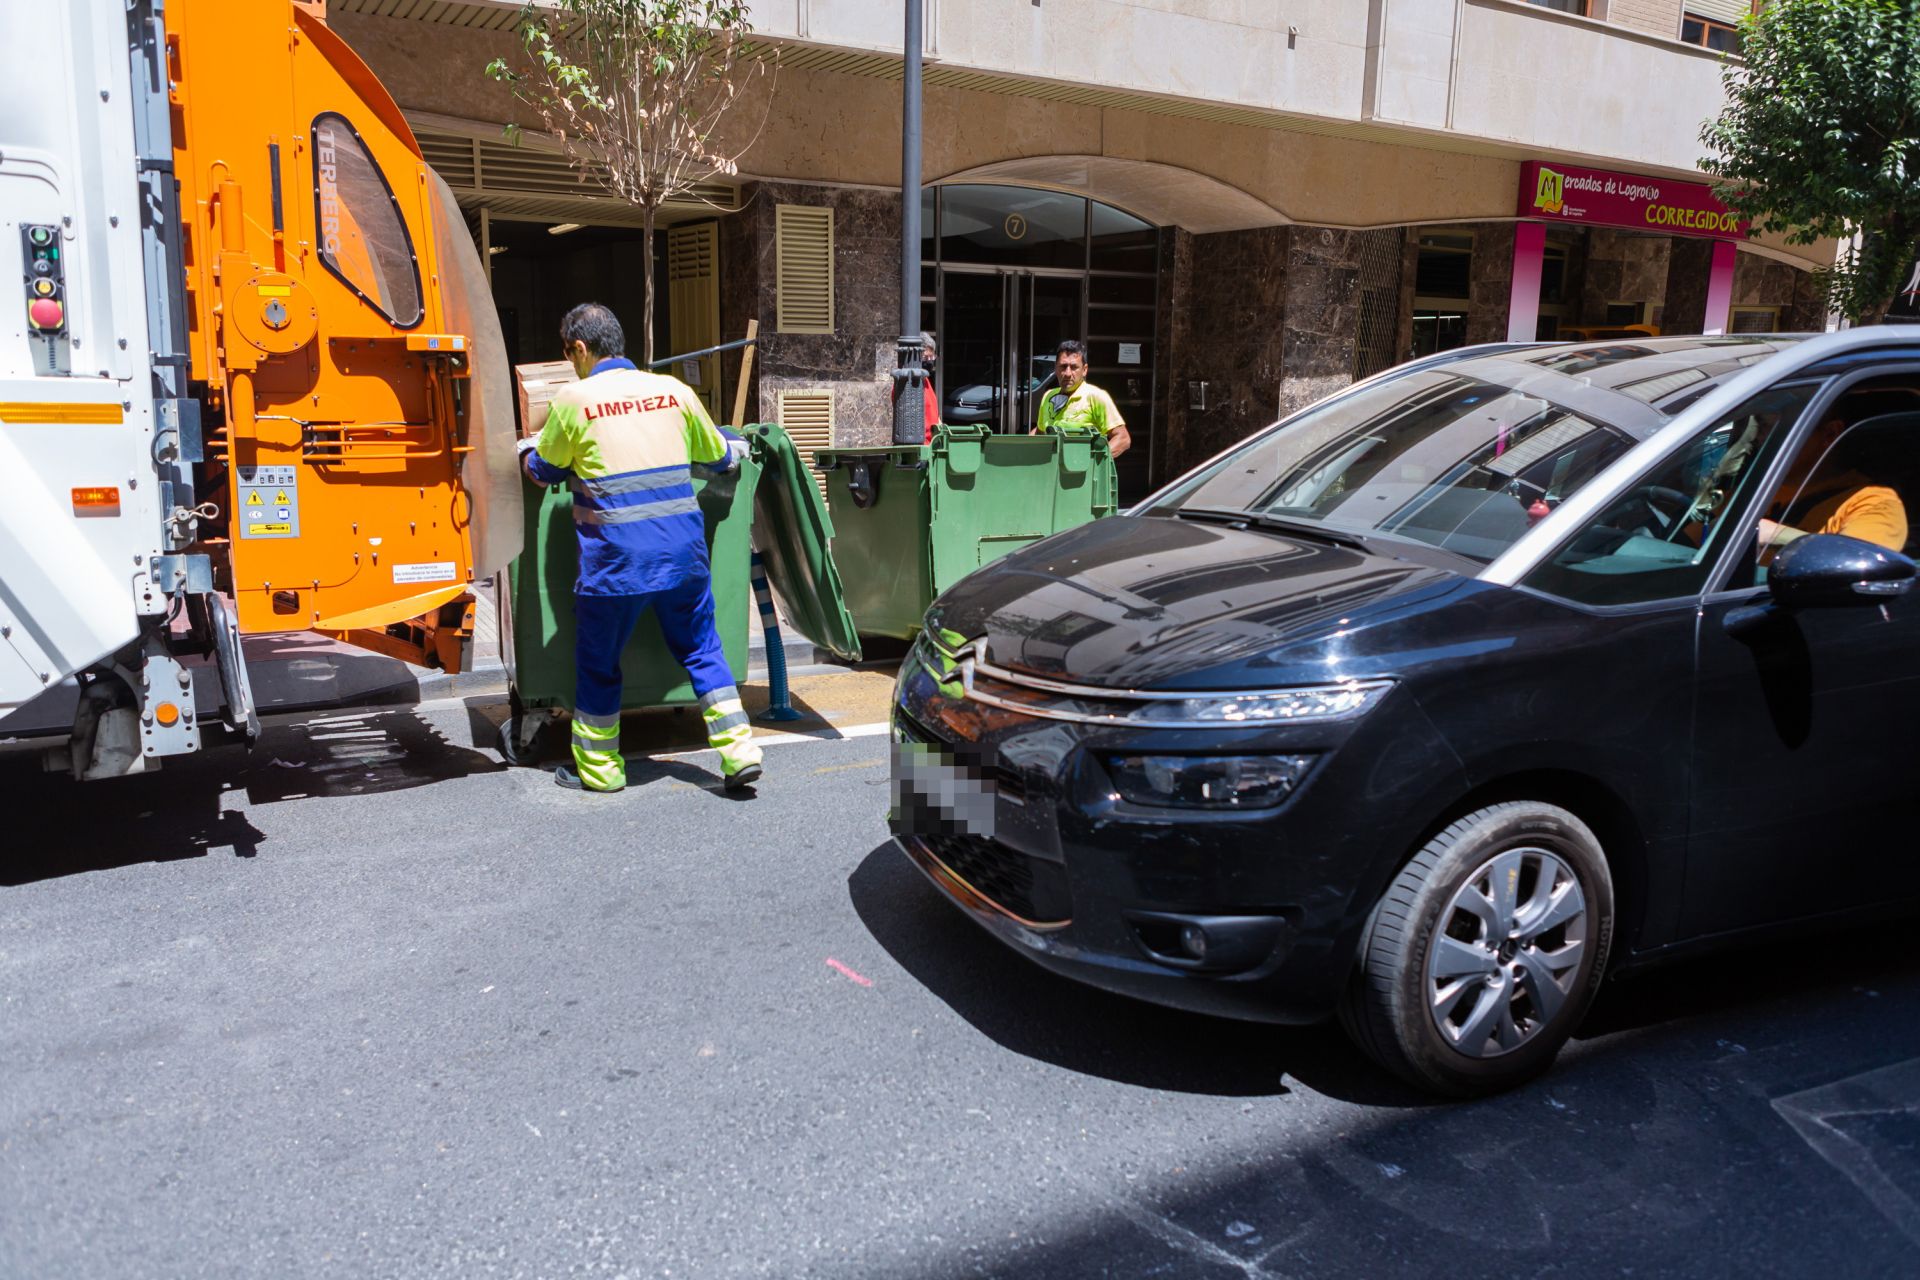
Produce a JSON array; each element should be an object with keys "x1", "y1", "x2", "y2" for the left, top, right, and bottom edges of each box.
[
  {"x1": 655, "y1": 722, "x2": 891, "y2": 757},
  {"x1": 1773, "y1": 1056, "x2": 1920, "y2": 1245}
]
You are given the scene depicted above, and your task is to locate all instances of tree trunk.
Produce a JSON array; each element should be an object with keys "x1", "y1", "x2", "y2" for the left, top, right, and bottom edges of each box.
[{"x1": 641, "y1": 200, "x2": 657, "y2": 364}]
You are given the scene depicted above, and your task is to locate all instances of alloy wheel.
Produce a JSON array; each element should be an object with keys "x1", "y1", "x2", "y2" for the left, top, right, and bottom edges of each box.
[{"x1": 1426, "y1": 846, "x2": 1588, "y2": 1058}]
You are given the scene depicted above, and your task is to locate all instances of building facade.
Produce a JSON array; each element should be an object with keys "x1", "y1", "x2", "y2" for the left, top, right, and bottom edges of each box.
[{"x1": 325, "y1": 0, "x2": 1826, "y2": 499}]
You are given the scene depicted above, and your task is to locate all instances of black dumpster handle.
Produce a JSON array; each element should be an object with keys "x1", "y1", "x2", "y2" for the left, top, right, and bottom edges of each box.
[{"x1": 846, "y1": 458, "x2": 881, "y2": 509}]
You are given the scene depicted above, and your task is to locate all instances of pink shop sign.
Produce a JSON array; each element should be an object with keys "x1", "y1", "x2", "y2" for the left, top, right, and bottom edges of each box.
[{"x1": 1518, "y1": 160, "x2": 1748, "y2": 240}]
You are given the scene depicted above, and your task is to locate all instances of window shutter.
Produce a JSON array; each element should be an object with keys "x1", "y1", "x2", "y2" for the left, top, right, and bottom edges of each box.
[
  {"x1": 1685, "y1": 1, "x2": 1748, "y2": 22},
  {"x1": 777, "y1": 389, "x2": 835, "y2": 495},
  {"x1": 667, "y1": 222, "x2": 722, "y2": 418},
  {"x1": 775, "y1": 205, "x2": 834, "y2": 334}
]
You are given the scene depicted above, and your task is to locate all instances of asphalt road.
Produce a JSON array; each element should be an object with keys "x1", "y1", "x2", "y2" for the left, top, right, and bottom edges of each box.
[{"x1": 3, "y1": 692, "x2": 1917, "y2": 1278}]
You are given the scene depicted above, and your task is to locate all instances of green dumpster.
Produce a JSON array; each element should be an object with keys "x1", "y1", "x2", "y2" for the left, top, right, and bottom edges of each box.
[
  {"x1": 814, "y1": 424, "x2": 1118, "y2": 640},
  {"x1": 496, "y1": 423, "x2": 859, "y2": 761}
]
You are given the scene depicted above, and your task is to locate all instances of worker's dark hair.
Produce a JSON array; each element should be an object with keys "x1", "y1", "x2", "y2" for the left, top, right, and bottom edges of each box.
[
  {"x1": 1056, "y1": 339, "x2": 1086, "y2": 361},
  {"x1": 560, "y1": 302, "x2": 625, "y2": 358}
]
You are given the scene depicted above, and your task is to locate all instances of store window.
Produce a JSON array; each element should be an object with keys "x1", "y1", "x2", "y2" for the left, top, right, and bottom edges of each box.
[
  {"x1": 1412, "y1": 232, "x2": 1473, "y2": 358},
  {"x1": 312, "y1": 112, "x2": 422, "y2": 327}
]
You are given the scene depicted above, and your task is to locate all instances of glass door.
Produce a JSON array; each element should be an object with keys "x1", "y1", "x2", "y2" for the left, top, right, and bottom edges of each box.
[
  {"x1": 939, "y1": 270, "x2": 1008, "y2": 431},
  {"x1": 937, "y1": 267, "x2": 1085, "y2": 435}
]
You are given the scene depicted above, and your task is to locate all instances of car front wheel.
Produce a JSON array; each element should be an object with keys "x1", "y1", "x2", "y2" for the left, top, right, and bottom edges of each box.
[{"x1": 1340, "y1": 801, "x2": 1614, "y2": 1097}]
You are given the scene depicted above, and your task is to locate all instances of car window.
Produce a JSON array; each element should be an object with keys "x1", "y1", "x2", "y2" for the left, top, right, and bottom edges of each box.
[
  {"x1": 313, "y1": 112, "x2": 423, "y2": 327},
  {"x1": 1522, "y1": 384, "x2": 1817, "y2": 606},
  {"x1": 1145, "y1": 370, "x2": 1637, "y2": 563},
  {"x1": 1750, "y1": 376, "x2": 1920, "y2": 581}
]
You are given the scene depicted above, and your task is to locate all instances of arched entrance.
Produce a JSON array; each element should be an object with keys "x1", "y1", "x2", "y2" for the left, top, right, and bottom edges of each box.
[{"x1": 919, "y1": 183, "x2": 1162, "y2": 497}]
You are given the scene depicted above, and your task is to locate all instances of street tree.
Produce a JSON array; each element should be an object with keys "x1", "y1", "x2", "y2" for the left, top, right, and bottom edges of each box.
[
  {"x1": 485, "y1": 0, "x2": 771, "y2": 361},
  {"x1": 1700, "y1": 0, "x2": 1920, "y2": 324}
]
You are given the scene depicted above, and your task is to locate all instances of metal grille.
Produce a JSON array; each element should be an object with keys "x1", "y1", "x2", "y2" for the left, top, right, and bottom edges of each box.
[
  {"x1": 918, "y1": 833, "x2": 1072, "y2": 926},
  {"x1": 775, "y1": 206, "x2": 835, "y2": 334},
  {"x1": 410, "y1": 125, "x2": 739, "y2": 227},
  {"x1": 778, "y1": 390, "x2": 834, "y2": 489},
  {"x1": 1351, "y1": 228, "x2": 1406, "y2": 381}
]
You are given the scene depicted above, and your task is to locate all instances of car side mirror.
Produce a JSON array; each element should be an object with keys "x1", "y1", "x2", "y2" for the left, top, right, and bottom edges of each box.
[
  {"x1": 1725, "y1": 534, "x2": 1915, "y2": 638},
  {"x1": 1768, "y1": 533, "x2": 1916, "y2": 609}
]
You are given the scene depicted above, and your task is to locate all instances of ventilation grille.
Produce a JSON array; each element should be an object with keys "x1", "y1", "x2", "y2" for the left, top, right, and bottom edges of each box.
[
  {"x1": 668, "y1": 223, "x2": 717, "y2": 282},
  {"x1": 1351, "y1": 228, "x2": 1406, "y2": 381},
  {"x1": 668, "y1": 223, "x2": 722, "y2": 418},
  {"x1": 413, "y1": 127, "x2": 739, "y2": 214},
  {"x1": 329, "y1": 0, "x2": 526, "y2": 28},
  {"x1": 778, "y1": 390, "x2": 835, "y2": 493},
  {"x1": 775, "y1": 206, "x2": 835, "y2": 334}
]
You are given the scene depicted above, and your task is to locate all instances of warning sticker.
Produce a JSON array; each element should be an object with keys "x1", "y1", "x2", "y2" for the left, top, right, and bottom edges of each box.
[
  {"x1": 236, "y1": 465, "x2": 299, "y2": 539},
  {"x1": 393, "y1": 562, "x2": 458, "y2": 584}
]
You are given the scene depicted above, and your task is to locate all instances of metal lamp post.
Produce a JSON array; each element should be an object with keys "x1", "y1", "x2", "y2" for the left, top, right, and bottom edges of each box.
[{"x1": 890, "y1": 0, "x2": 927, "y2": 445}]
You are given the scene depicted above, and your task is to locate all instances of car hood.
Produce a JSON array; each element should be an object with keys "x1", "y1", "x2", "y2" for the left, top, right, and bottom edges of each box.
[{"x1": 924, "y1": 515, "x2": 1481, "y2": 690}]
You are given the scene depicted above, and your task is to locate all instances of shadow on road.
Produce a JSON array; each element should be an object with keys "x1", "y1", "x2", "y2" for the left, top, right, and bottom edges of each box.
[
  {"x1": 0, "y1": 761, "x2": 268, "y2": 886},
  {"x1": 847, "y1": 842, "x2": 1423, "y2": 1105},
  {"x1": 1, "y1": 707, "x2": 503, "y2": 884},
  {"x1": 853, "y1": 842, "x2": 1920, "y2": 1276}
]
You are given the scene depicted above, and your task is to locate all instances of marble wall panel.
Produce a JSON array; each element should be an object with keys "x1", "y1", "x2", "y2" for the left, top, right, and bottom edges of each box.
[
  {"x1": 732, "y1": 181, "x2": 904, "y2": 445},
  {"x1": 1165, "y1": 225, "x2": 1289, "y2": 475},
  {"x1": 1662, "y1": 237, "x2": 1715, "y2": 335},
  {"x1": 1278, "y1": 232, "x2": 1361, "y2": 417},
  {"x1": 1788, "y1": 270, "x2": 1826, "y2": 332},
  {"x1": 1578, "y1": 229, "x2": 1672, "y2": 326},
  {"x1": 1152, "y1": 227, "x2": 1194, "y2": 489},
  {"x1": 1465, "y1": 223, "x2": 1515, "y2": 345}
]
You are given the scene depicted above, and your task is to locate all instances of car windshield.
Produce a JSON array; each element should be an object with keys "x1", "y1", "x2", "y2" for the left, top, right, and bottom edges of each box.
[{"x1": 1143, "y1": 369, "x2": 1641, "y2": 563}]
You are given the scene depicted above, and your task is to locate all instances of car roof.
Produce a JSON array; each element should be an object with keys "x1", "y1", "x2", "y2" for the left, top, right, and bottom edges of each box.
[{"x1": 1409, "y1": 335, "x2": 1813, "y2": 439}]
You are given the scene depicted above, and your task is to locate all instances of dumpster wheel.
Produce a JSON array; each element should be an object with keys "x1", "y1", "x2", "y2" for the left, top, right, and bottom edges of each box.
[{"x1": 497, "y1": 688, "x2": 550, "y2": 767}]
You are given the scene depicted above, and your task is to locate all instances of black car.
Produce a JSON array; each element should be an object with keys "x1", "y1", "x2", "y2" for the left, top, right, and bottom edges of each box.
[{"x1": 890, "y1": 331, "x2": 1920, "y2": 1096}]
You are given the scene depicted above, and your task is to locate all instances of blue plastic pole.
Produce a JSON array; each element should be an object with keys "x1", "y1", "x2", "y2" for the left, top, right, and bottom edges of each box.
[{"x1": 750, "y1": 548, "x2": 803, "y2": 722}]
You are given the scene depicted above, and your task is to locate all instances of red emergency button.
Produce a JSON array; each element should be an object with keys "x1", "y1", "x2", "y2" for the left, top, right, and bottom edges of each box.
[{"x1": 28, "y1": 297, "x2": 63, "y2": 331}]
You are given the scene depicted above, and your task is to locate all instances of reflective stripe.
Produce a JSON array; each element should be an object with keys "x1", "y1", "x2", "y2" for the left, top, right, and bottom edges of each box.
[
  {"x1": 573, "y1": 496, "x2": 701, "y2": 525},
  {"x1": 572, "y1": 740, "x2": 627, "y2": 791},
  {"x1": 573, "y1": 718, "x2": 620, "y2": 743},
  {"x1": 572, "y1": 466, "x2": 692, "y2": 499},
  {"x1": 715, "y1": 732, "x2": 762, "y2": 774},
  {"x1": 706, "y1": 710, "x2": 749, "y2": 734},
  {"x1": 573, "y1": 709, "x2": 621, "y2": 731},
  {"x1": 698, "y1": 687, "x2": 741, "y2": 711}
]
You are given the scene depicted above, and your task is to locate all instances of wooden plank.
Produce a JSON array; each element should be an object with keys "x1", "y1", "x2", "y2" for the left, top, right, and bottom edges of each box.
[{"x1": 731, "y1": 319, "x2": 759, "y2": 428}]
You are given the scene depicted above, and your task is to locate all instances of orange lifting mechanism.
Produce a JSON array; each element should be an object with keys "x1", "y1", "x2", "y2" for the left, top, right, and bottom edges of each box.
[{"x1": 169, "y1": 0, "x2": 518, "y2": 672}]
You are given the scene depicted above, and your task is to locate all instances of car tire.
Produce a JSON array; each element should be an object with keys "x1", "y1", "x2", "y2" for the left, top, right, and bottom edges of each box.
[{"x1": 1340, "y1": 801, "x2": 1614, "y2": 1097}]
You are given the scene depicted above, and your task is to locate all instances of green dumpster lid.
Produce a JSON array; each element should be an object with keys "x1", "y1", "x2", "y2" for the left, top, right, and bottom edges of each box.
[{"x1": 746, "y1": 423, "x2": 863, "y2": 663}]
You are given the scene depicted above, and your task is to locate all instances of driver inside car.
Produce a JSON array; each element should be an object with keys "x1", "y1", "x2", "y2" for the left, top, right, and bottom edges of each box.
[{"x1": 1757, "y1": 415, "x2": 1909, "y2": 557}]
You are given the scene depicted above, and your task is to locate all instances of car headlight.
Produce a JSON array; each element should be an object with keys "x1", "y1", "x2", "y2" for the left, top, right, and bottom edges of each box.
[
  {"x1": 1130, "y1": 680, "x2": 1393, "y2": 725},
  {"x1": 1106, "y1": 754, "x2": 1313, "y2": 809}
]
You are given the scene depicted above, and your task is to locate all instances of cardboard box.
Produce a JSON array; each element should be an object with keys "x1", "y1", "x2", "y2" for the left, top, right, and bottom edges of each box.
[{"x1": 514, "y1": 360, "x2": 578, "y2": 440}]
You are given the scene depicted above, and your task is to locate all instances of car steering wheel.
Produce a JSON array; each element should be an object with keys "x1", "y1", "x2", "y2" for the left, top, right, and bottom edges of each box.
[{"x1": 1634, "y1": 484, "x2": 1695, "y2": 534}]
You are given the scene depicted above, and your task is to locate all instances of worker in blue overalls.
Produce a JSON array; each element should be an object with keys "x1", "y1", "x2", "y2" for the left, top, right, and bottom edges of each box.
[{"x1": 517, "y1": 302, "x2": 764, "y2": 794}]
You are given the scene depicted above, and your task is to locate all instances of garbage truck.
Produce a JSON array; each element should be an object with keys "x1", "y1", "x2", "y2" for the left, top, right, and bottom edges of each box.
[{"x1": 0, "y1": 0, "x2": 519, "y2": 778}]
